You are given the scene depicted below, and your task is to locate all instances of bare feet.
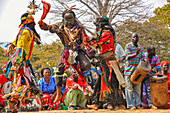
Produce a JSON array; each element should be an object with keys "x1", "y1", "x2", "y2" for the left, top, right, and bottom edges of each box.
[
  {"x1": 87, "y1": 104, "x2": 99, "y2": 110},
  {"x1": 129, "y1": 106, "x2": 136, "y2": 110},
  {"x1": 119, "y1": 104, "x2": 126, "y2": 110},
  {"x1": 136, "y1": 105, "x2": 143, "y2": 109},
  {"x1": 150, "y1": 106, "x2": 157, "y2": 109},
  {"x1": 107, "y1": 104, "x2": 113, "y2": 110},
  {"x1": 113, "y1": 106, "x2": 119, "y2": 110}
]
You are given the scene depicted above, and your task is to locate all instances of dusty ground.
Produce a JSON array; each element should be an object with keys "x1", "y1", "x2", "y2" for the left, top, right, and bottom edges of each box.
[{"x1": 19, "y1": 109, "x2": 170, "y2": 113}]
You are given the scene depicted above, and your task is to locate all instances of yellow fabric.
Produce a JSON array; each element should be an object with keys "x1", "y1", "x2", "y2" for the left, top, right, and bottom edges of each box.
[
  {"x1": 12, "y1": 29, "x2": 34, "y2": 60},
  {"x1": 21, "y1": 17, "x2": 27, "y2": 20},
  {"x1": 63, "y1": 73, "x2": 68, "y2": 77}
]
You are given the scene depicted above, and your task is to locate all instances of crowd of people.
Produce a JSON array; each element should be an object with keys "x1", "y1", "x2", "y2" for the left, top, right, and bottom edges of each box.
[{"x1": 0, "y1": 1, "x2": 170, "y2": 113}]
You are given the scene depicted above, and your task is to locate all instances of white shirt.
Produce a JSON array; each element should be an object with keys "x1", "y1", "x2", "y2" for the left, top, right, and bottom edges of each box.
[{"x1": 115, "y1": 43, "x2": 125, "y2": 60}]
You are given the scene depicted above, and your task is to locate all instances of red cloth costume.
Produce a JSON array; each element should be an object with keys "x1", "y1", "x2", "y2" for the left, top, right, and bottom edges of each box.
[
  {"x1": 0, "y1": 74, "x2": 8, "y2": 105},
  {"x1": 91, "y1": 30, "x2": 116, "y2": 55},
  {"x1": 164, "y1": 72, "x2": 170, "y2": 109}
]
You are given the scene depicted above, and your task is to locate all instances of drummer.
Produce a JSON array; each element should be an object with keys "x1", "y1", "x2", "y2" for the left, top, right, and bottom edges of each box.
[
  {"x1": 142, "y1": 45, "x2": 161, "y2": 109},
  {"x1": 124, "y1": 33, "x2": 145, "y2": 110}
]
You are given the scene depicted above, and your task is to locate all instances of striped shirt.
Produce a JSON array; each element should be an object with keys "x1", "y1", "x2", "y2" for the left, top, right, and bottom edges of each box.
[
  {"x1": 144, "y1": 52, "x2": 161, "y2": 69},
  {"x1": 124, "y1": 42, "x2": 145, "y2": 76}
]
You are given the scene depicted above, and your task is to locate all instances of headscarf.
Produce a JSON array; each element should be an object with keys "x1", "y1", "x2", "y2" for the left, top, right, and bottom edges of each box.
[
  {"x1": 161, "y1": 61, "x2": 170, "y2": 67},
  {"x1": 19, "y1": 13, "x2": 35, "y2": 27}
]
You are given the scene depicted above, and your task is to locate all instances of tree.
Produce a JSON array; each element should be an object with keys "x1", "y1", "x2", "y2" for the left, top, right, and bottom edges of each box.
[
  {"x1": 150, "y1": 0, "x2": 170, "y2": 27},
  {"x1": 115, "y1": 0, "x2": 170, "y2": 62},
  {"x1": 117, "y1": 20, "x2": 170, "y2": 61},
  {"x1": 48, "y1": 0, "x2": 152, "y2": 35}
]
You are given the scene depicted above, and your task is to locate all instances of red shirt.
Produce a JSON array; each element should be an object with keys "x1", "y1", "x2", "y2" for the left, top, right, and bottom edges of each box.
[{"x1": 91, "y1": 30, "x2": 116, "y2": 55}]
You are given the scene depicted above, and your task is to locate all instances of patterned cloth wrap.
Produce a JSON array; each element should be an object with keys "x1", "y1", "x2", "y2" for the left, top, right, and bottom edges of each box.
[{"x1": 36, "y1": 93, "x2": 62, "y2": 110}]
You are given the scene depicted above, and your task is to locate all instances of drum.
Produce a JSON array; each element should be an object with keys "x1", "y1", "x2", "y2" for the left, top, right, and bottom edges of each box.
[
  {"x1": 1, "y1": 81, "x2": 13, "y2": 95},
  {"x1": 100, "y1": 51, "x2": 116, "y2": 62},
  {"x1": 130, "y1": 61, "x2": 151, "y2": 84},
  {"x1": 150, "y1": 76, "x2": 168, "y2": 108}
]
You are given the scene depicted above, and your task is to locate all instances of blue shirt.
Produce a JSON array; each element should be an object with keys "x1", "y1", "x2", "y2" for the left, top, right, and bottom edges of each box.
[
  {"x1": 61, "y1": 86, "x2": 65, "y2": 95},
  {"x1": 38, "y1": 77, "x2": 57, "y2": 94}
]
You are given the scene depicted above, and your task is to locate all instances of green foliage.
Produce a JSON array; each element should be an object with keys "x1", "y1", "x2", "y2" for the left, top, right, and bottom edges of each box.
[
  {"x1": 151, "y1": 0, "x2": 170, "y2": 26},
  {"x1": 30, "y1": 39, "x2": 63, "y2": 73},
  {"x1": 116, "y1": 17, "x2": 170, "y2": 62},
  {"x1": 0, "y1": 44, "x2": 9, "y2": 74}
]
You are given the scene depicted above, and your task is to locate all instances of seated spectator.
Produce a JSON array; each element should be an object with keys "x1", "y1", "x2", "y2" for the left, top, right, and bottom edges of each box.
[
  {"x1": 161, "y1": 61, "x2": 170, "y2": 109},
  {"x1": 63, "y1": 69, "x2": 94, "y2": 110},
  {"x1": 37, "y1": 67, "x2": 58, "y2": 110}
]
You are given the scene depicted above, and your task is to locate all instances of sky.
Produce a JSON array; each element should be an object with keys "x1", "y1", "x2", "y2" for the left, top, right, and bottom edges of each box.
[{"x1": 0, "y1": 0, "x2": 168, "y2": 44}]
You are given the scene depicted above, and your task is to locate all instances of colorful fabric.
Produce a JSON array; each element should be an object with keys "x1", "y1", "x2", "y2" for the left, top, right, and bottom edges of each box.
[
  {"x1": 11, "y1": 47, "x2": 25, "y2": 64},
  {"x1": 20, "y1": 15, "x2": 34, "y2": 26},
  {"x1": 144, "y1": 52, "x2": 161, "y2": 69},
  {"x1": 124, "y1": 42, "x2": 145, "y2": 76},
  {"x1": 101, "y1": 75, "x2": 109, "y2": 92},
  {"x1": 141, "y1": 84, "x2": 150, "y2": 109},
  {"x1": 41, "y1": 1, "x2": 51, "y2": 21},
  {"x1": 62, "y1": 49, "x2": 70, "y2": 69},
  {"x1": 0, "y1": 74, "x2": 8, "y2": 93},
  {"x1": 38, "y1": 77, "x2": 57, "y2": 95},
  {"x1": 36, "y1": 93, "x2": 62, "y2": 110},
  {"x1": 2, "y1": 62, "x2": 8, "y2": 73},
  {"x1": 64, "y1": 76, "x2": 92, "y2": 94},
  {"x1": 161, "y1": 61, "x2": 170, "y2": 67},
  {"x1": 12, "y1": 28, "x2": 34, "y2": 60},
  {"x1": 0, "y1": 93, "x2": 5, "y2": 105},
  {"x1": 92, "y1": 29, "x2": 116, "y2": 55},
  {"x1": 83, "y1": 68, "x2": 102, "y2": 77},
  {"x1": 62, "y1": 76, "x2": 92, "y2": 103}
]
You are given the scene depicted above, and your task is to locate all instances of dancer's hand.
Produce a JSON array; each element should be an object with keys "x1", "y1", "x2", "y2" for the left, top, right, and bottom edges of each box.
[{"x1": 38, "y1": 20, "x2": 49, "y2": 30}]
